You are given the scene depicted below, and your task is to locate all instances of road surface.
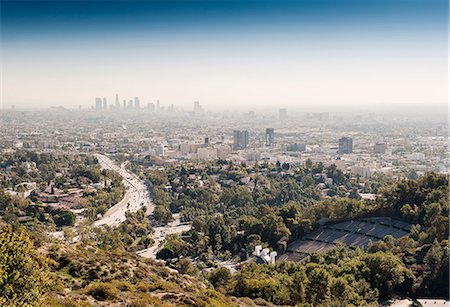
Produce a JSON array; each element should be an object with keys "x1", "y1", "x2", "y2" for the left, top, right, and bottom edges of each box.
[
  {"x1": 94, "y1": 154, "x2": 154, "y2": 227},
  {"x1": 137, "y1": 213, "x2": 191, "y2": 259},
  {"x1": 93, "y1": 154, "x2": 191, "y2": 258}
]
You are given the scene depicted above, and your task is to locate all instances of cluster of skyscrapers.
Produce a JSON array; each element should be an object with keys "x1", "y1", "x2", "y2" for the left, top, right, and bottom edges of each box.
[
  {"x1": 95, "y1": 96, "x2": 203, "y2": 113},
  {"x1": 96, "y1": 95, "x2": 144, "y2": 111},
  {"x1": 232, "y1": 128, "x2": 276, "y2": 150},
  {"x1": 231, "y1": 132, "x2": 353, "y2": 155},
  {"x1": 233, "y1": 130, "x2": 249, "y2": 150}
]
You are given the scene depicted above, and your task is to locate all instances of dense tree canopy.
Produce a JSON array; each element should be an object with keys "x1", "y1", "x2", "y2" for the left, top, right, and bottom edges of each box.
[{"x1": 0, "y1": 224, "x2": 50, "y2": 306}]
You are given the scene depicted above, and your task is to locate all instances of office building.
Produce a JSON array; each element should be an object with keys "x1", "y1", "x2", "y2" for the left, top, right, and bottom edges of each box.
[
  {"x1": 194, "y1": 101, "x2": 203, "y2": 113},
  {"x1": 147, "y1": 102, "x2": 155, "y2": 112},
  {"x1": 155, "y1": 144, "x2": 165, "y2": 156},
  {"x1": 286, "y1": 143, "x2": 306, "y2": 152},
  {"x1": 279, "y1": 108, "x2": 287, "y2": 120},
  {"x1": 338, "y1": 137, "x2": 353, "y2": 154},
  {"x1": 128, "y1": 100, "x2": 133, "y2": 110},
  {"x1": 123, "y1": 100, "x2": 127, "y2": 110},
  {"x1": 233, "y1": 130, "x2": 249, "y2": 150},
  {"x1": 373, "y1": 142, "x2": 387, "y2": 154},
  {"x1": 95, "y1": 97, "x2": 102, "y2": 110},
  {"x1": 115, "y1": 94, "x2": 120, "y2": 109},
  {"x1": 197, "y1": 148, "x2": 217, "y2": 160},
  {"x1": 102, "y1": 98, "x2": 107, "y2": 110},
  {"x1": 134, "y1": 97, "x2": 140, "y2": 110},
  {"x1": 265, "y1": 128, "x2": 275, "y2": 146},
  {"x1": 180, "y1": 143, "x2": 202, "y2": 155}
]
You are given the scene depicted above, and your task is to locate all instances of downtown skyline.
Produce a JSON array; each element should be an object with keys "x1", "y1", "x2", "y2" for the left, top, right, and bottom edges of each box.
[{"x1": 1, "y1": 0, "x2": 448, "y2": 109}]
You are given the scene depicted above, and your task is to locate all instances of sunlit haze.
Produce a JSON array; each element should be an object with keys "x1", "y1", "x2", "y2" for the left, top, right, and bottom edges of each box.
[
  {"x1": 1, "y1": 0, "x2": 448, "y2": 110},
  {"x1": 0, "y1": 1, "x2": 449, "y2": 305}
]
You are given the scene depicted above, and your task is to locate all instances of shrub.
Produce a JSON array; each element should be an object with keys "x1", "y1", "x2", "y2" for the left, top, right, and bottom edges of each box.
[{"x1": 85, "y1": 283, "x2": 119, "y2": 301}]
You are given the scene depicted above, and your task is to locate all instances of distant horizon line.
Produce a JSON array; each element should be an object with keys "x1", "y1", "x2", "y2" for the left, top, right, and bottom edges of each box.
[{"x1": 1, "y1": 101, "x2": 447, "y2": 112}]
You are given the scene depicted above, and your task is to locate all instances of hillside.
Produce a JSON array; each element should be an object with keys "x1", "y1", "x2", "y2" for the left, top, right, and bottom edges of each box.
[
  {"x1": 0, "y1": 164, "x2": 448, "y2": 306},
  {"x1": 0, "y1": 224, "x2": 273, "y2": 306}
]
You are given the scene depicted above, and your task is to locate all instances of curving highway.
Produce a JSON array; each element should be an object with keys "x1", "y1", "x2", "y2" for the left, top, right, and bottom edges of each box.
[
  {"x1": 94, "y1": 154, "x2": 154, "y2": 227},
  {"x1": 93, "y1": 154, "x2": 191, "y2": 258}
]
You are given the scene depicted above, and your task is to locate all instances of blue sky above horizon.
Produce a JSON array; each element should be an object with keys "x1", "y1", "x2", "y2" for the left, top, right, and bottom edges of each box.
[{"x1": 1, "y1": 0, "x2": 448, "y2": 109}]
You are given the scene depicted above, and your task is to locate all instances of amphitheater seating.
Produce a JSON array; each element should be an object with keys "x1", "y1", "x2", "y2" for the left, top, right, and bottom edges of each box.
[{"x1": 280, "y1": 217, "x2": 412, "y2": 262}]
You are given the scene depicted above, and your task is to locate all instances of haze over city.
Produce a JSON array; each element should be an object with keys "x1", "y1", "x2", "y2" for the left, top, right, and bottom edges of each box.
[
  {"x1": 0, "y1": 1, "x2": 449, "y2": 306},
  {"x1": 1, "y1": 0, "x2": 447, "y2": 109}
]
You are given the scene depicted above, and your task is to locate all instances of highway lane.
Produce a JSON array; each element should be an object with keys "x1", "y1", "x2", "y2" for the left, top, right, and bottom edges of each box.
[
  {"x1": 93, "y1": 154, "x2": 191, "y2": 259},
  {"x1": 93, "y1": 154, "x2": 154, "y2": 227}
]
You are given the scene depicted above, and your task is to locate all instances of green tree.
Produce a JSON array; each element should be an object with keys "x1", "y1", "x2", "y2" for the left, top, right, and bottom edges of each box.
[
  {"x1": 51, "y1": 209, "x2": 76, "y2": 227},
  {"x1": 424, "y1": 240, "x2": 444, "y2": 278},
  {"x1": 307, "y1": 267, "x2": 331, "y2": 305},
  {"x1": 361, "y1": 252, "x2": 414, "y2": 298},
  {"x1": 291, "y1": 269, "x2": 308, "y2": 303},
  {"x1": 0, "y1": 225, "x2": 49, "y2": 306},
  {"x1": 349, "y1": 187, "x2": 361, "y2": 200},
  {"x1": 209, "y1": 267, "x2": 232, "y2": 291},
  {"x1": 175, "y1": 258, "x2": 198, "y2": 275}
]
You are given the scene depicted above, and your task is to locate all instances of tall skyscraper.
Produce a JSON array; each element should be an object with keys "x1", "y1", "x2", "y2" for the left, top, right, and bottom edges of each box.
[
  {"x1": 147, "y1": 102, "x2": 155, "y2": 112},
  {"x1": 123, "y1": 100, "x2": 127, "y2": 110},
  {"x1": 134, "y1": 97, "x2": 140, "y2": 110},
  {"x1": 194, "y1": 101, "x2": 203, "y2": 113},
  {"x1": 279, "y1": 108, "x2": 287, "y2": 120},
  {"x1": 102, "y1": 98, "x2": 107, "y2": 110},
  {"x1": 128, "y1": 100, "x2": 133, "y2": 110},
  {"x1": 233, "y1": 130, "x2": 249, "y2": 150},
  {"x1": 265, "y1": 128, "x2": 275, "y2": 146},
  {"x1": 338, "y1": 137, "x2": 353, "y2": 154},
  {"x1": 115, "y1": 94, "x2": 120, "y2": 109},
  {"x1": 95, "y1": 97, "x2": 102, "y2": 110}
]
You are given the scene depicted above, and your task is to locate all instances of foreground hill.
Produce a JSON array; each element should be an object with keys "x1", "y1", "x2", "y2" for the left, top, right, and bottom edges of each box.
[
  {"x1": 0, "y1": 172, "x2": 448, "y2": 306},
  {"x1": 0, "y1": 224, "x2": 273, "y2": 306}
]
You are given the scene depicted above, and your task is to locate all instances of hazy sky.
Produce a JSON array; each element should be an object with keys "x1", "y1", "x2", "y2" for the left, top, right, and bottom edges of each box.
[{"x1": 1, "y1": 0, "x2": 448, "y2": 109}]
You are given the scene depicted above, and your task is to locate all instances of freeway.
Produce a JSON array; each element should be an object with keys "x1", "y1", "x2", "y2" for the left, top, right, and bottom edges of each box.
[
  {"x1": 93, "y1": 154, "x2": 154, "y2": 227},
  {"x1": 93, "y1": 154, "x2": 191, "y2": 258}
]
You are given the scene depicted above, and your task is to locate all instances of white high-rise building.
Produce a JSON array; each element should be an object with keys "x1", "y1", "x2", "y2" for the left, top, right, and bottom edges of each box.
[
  {"x1": 115, "y1": 94, "x2": 120, "y2": 109},
  {"x1": 95, "y1": 97, "x2": 102, "y2": 109},
  {"x1": 134, "y1": 97, "x2": 140, "y2": 110}
]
